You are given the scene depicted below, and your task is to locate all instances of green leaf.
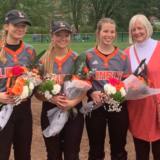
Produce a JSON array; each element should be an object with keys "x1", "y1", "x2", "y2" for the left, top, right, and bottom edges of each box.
[
  {"x1": 111, "y1": 91, "x2": 122, "y2": 102},
  {"x1": 70, "y1": 52, "x2": 87, "y2": 75},
  {"x1": 69, "y1": 107, "x2": 78, "y2": 119},
  {"x1": 29, "y1": 50, "x2": 46, "y2": 65},
  {"x1": 25, "y1": 80, "x2": 30, "y2": 87}
]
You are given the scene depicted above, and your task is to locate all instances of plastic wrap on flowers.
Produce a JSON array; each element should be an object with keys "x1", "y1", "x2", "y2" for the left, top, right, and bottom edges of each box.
[
  {"x1": 43, "y1": 107, "x2": 69, "y2": 137},
  {"x1": 80, "y1": 101, "x2": 102, "y2": 115},
  {"x1": 124, "y1": 74, "x2": 160, "y2": 100},
  {"x1": 20, "y1": 75, "x2": 42, "y2": 86},
  {"x1": 43, "y1": 80, "x2": 92, "y2": 137},
  {"x1": 0, "y1": 104, "x2": 14, "y2": 131},
  {"x1": 64, "y1": 80, "x2": 92, "y2": 100}
]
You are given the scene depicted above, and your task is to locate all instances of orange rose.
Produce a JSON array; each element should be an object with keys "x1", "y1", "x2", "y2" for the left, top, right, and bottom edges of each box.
[
  {"x1": 83, "y1": 67, "x2": 89, "y2": 73},
  {"x1": 36, "y1": 75, "x2": 42, "y2": 80},
  {"x1": 32, "y1": 69, "x2": 39, "y2": 74},
  {"x1": 72, "y1": 75, "x2": 79, "y2": 80},
  {"x1": 22, "y1": 66, "x2": 28, "y2": 73},
  {"x1": 115, "y1": 85, "x2": 122, "y2": 91},
  {"x1": 115, "y1": 81, "x2": 125, "y2": 91},
  {"x1": 119, "y1": 81, "x2": 125, "y2": 88},
  {"x1": 16, "y1": 77, "x2": 26, "y2": 86},
  {"x1": 12, "y1": 84, "x2": 23, "y2": 95},
  {"x1": 6, "y1": 88, "x2": 13, "y2": 96}
]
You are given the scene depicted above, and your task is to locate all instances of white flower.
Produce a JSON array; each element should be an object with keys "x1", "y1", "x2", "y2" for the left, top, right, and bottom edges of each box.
[
  {"x1": 29, "y1": 82, "x2": 34, "y2": 90},
  {"x1": 120, "y1": 87, "x2": 126, "y2": 97},
  {"x1": 51, "y1": 84, "x2": 61, "y2": 95},
  {"x1": 44, "y1": 91, "x2": 52, "y2": 100},
  {"x1": 104, "y1": 84, "x2": 116, "y2": 95},
  {"x1": 20, "y1": 86, "x2": 29, "y2": 99}
]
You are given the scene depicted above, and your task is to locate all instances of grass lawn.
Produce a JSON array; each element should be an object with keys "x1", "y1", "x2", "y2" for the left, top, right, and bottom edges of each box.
[
  {"x1": 22, "y1": 32, "x2": 160, "y2": 54},
  {"x1": 22, "y1": 34, "x2": 132, "y2": 54},
  {"x1": 23, "y1": 40, "x2": 131, "y2": 55}
]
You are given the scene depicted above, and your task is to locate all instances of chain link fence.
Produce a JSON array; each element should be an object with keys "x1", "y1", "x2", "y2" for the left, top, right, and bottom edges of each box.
[{"x1": 22, "y1": 32, "x2": 160, "y2": 44}]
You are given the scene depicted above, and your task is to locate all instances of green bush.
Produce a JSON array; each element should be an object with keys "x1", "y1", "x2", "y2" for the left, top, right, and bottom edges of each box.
[
  {"x1": 26, "y1": 27, "x2": 49, "y2": 34},
  {"x1": 153, "y1": 24, "x2": 160, "y2": 31}
]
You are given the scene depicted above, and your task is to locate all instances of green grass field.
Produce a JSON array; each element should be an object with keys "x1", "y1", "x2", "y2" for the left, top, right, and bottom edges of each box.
[
  {"x1": 22, "y1": 32, "x2": 160, "y2": 54},
  {"x1": 22, "y1": 35, "x2": 131, "y2": 54}
]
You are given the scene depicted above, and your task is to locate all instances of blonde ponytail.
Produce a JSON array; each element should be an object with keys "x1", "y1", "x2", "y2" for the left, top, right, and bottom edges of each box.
[
  {"x1": 0, "y1": 29, "x2": 7, "y2": 64},
  {"x1": 43, "y1": 40, "x2": 55, "y2": 75}
]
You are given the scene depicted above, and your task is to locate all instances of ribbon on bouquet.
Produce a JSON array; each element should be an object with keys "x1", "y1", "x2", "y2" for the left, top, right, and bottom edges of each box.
[{"x1": 0, "y1": 104, "x2": 14, "y2": 131}]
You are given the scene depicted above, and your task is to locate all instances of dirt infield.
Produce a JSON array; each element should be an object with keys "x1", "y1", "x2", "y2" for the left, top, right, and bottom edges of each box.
[{"x1": 9, "y1": 96, "x2": 153, "y2": 160}]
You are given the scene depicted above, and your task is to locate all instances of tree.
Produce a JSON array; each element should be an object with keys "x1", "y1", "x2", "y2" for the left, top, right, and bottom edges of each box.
[{"x1": 60, "y1": 0, "x2": 84, "y2": 31}]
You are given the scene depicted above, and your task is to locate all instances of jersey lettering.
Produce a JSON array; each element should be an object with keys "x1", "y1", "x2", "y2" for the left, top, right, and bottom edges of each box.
[
  {"x1": 93, "y1": 71, "x2": 123, "y2": 81},
  {"x1": 54, "y1": 74, "x2": 66, "y2": 84},
  {"x1": 0, "y1": 67, "x2": 12, "y2": 78}
]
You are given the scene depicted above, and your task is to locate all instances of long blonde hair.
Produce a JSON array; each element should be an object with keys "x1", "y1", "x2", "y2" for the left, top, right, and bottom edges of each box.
[
  {"x1": 0, "y1": 29, "x2": 7, "y2": 64},
  {"x1": 43, "y1": 40, "x2": 55, "y2": 75},
  {"x1": 43, "y1": 33, "x2": 71, "y2": 76}
]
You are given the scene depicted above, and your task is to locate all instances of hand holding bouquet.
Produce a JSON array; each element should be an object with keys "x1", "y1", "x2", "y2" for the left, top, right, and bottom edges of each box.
[
  {"x1": 42, "y1": 53, "x2": 96, "y2": 137},
  {"x1": 0, "y1": 50, "x2": 46, "y2": 131},
  {"x1": 103, "y1": 78, "x2": 126, "y2": 112},
  {"x1": 80, "y1": 78, "x2": 126, "y2": 114}
]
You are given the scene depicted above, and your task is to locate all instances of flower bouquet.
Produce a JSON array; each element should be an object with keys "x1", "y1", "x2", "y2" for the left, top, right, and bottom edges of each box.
[
  {"x1": 38, "y1": 73, "x2": 61, "y2": 100},
  {"x1": 0, "y1": 50, "x2": 46, "y2": 131},
  {"x1": 80, "y1": 78, "x2": 126, "y2": 114},
  {"x1": 124, "y1": 59, "x2": 160, "y2": 100},
  {"x1": 42, "y1": 53, "x2": 96, "y2": 137},
  {"x1": 80, "y1": 59, "x2": 160, "y2": 115}
]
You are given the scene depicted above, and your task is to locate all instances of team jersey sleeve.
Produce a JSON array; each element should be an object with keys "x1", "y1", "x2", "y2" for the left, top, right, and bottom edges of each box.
[{"x1": 85, "y1": 53, "x2": 95, "y2": 97}]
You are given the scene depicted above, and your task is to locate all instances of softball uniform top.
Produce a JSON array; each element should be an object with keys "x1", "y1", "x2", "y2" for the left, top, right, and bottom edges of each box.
[
  {"x1": 41, "y1": 49, "x2": 84, "y2": 160},
  {"x1": 86, "y1": 46, "x2": 130, "y2": 95},
  {"x1": 0, "y1": 40, "x2": 36, "y2": 92},
  {"x1": 41, "y1": 49, "x2": 78, "y2": 109},
  {"x1": 124, "y1": 39, "x2": 160, "y2": 142}
]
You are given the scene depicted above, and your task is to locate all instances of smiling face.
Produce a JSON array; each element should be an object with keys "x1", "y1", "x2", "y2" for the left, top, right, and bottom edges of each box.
[
  {"x1": 131, "y1": 19, "x2": 147, "y2": 43},
  {"x1": 51, "y1": 30, "x2": 71, "y2": 49},
  {"x1": 5, "y1": 22, "x2": 27, "y2": 42},
  {"x1": 97, "y1": 23, "x2": 116, "y2": 46}
]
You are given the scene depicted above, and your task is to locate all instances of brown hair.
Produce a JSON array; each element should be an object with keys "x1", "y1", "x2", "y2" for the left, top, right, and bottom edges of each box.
[
  {"x1": 0, "y1": 29, "x2": 7, "y2": 64},
  {"x1": 43, "y1": 40, "x2": 55, "y2": 75},
  {"x1": 96, "y1": 18, "x2": 117, "y2": 43}
]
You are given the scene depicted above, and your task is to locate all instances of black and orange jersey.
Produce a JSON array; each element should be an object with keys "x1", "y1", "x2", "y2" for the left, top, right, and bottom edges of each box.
[
  {"x1": 0, "y1": 40, "x2": 36, "y2": 92},
  {"x1": 86, "y1": 46, "x2": 130, "y2": 92}
]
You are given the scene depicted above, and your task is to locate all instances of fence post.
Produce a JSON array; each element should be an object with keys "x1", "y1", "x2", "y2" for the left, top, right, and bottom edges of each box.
[{"x1": 122, "y1": 31, "x2": 123, "y2": 43}]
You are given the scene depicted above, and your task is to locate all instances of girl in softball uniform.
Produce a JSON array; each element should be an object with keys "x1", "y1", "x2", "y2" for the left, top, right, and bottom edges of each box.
[
  {"x1": 35, "y1": 21, "x2": 85, "y2": 160},
  {"x1": 0, "y1": 10, "x2": 36, "y2": 160},
  {"x1": 85, "y1": 18, "x2": 130, "y2": 160}
]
